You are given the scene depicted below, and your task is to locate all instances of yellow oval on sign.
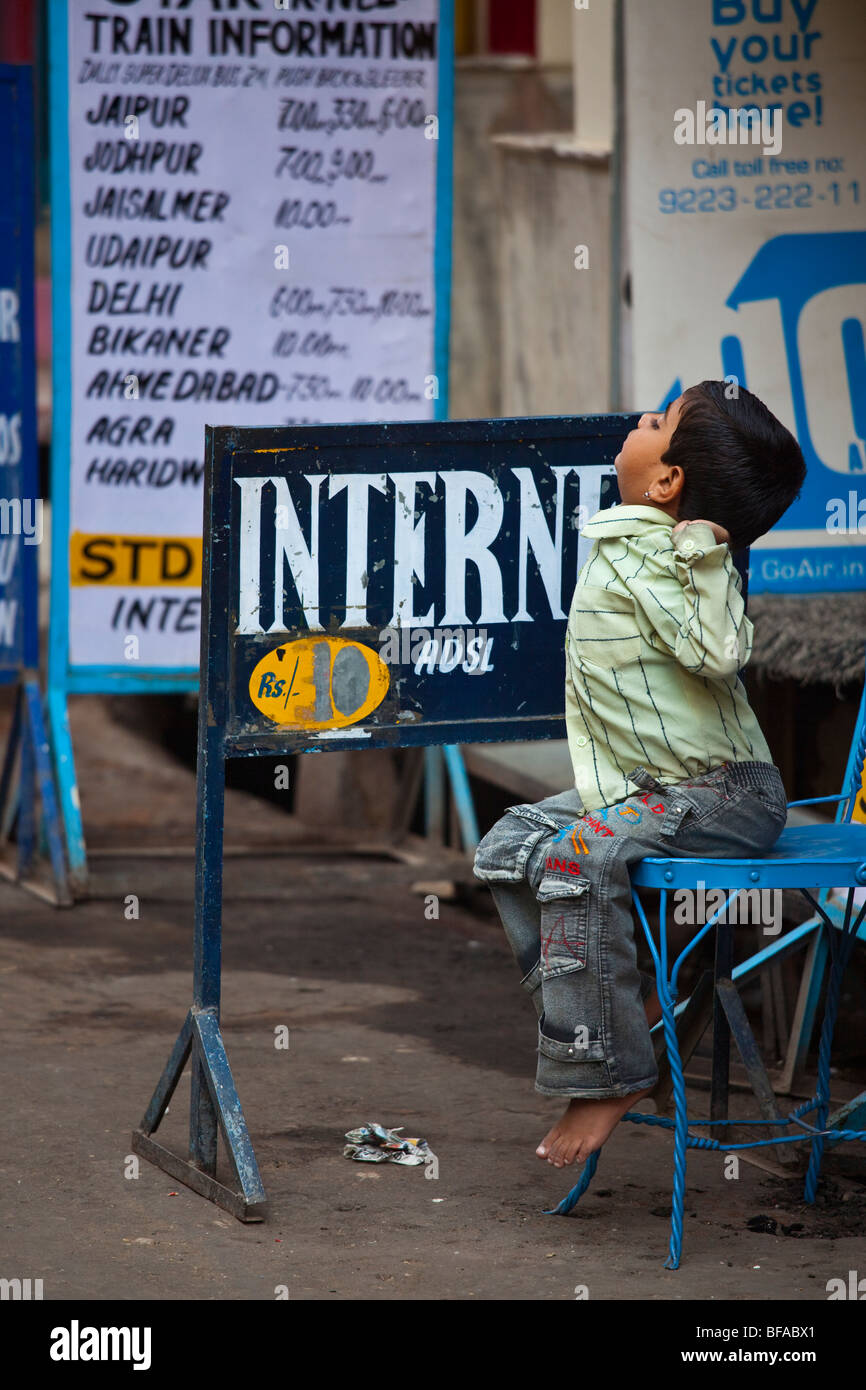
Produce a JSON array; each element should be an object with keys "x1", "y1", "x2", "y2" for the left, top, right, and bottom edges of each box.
[{"x1": 248, "y1": 637, "x2": 390, "y2": 730}]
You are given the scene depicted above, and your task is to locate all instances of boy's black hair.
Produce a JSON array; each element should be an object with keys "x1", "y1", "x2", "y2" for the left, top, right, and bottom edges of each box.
[{"x1": 662, "y1": 380, "x2": 806, "y2": 551}]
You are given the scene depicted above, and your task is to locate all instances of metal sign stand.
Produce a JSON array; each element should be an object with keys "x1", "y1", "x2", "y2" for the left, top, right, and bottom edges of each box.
[{"x1": 132, "y1": 469, "x2": 265, "y2": 1218}]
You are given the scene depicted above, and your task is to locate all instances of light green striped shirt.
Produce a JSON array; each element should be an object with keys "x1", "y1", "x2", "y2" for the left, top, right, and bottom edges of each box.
[{"x1": 565, "y1": 504, "x2": 771, "y2": 812}]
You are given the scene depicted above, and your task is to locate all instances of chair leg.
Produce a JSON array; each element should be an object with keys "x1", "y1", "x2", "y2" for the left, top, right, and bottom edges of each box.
[
  {"x1": 661, "y1": 993, "x2": 688, "y2": 1270},
  {"x1": 543, "y1": 1149, "x2": 601, "y2": 1217},
  {"x1": 714, "y1": 979, "x2": 796, "y2": 1168},
  {"x1": 651, "y1": 969, "x2": 714, "y2": 1112},
  {"x1": 778, "y1": 927, "x2": 828, "y2": 1096},
  {"x1": 711, "y1": 921, "x2": 734, "y2": 1143},
  {"x1": 804, "y1": 892, "x2": 856, "y2": 1203},
  {"x1": 655, "y1": 895, "x2": 687, "y2": 1271}
]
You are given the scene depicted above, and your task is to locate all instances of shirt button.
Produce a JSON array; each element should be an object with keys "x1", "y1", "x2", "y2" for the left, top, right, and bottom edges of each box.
[
  {"x1": 680, "y1": 538, "x2": 695, "y2": 551},
  {"x1": 576, "y1": 736, "x2": 588, "y2": 747}
]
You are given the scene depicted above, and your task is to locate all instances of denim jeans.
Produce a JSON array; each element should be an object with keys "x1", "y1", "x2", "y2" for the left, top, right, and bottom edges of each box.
[{"x1": 473, "y1": 761, "x2": 788, "y2": 1099}]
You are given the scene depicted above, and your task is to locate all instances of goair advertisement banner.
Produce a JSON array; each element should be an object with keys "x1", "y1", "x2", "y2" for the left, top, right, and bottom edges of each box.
[
  {"x1": 623, "y1": 0, "x2": 866, "y2": 593},
  {"x1": 50, "y1": 0, "x2": 452, "y2": 673}
]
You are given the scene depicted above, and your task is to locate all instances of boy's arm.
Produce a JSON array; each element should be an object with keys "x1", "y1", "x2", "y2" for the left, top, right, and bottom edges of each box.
[{"x1": 613, "y1": 521, "x2": 754, "y2": 678}]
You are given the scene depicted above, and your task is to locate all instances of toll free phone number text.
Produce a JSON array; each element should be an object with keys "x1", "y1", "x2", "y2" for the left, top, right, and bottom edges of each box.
[{"x1": 658, "y1": 181, "x2": 860, "y2": 213}]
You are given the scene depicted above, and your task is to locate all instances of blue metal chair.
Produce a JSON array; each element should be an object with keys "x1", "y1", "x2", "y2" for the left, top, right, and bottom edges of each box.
[{"x1": 547, "y1": 671, "x2": 866, "y2": 1268}]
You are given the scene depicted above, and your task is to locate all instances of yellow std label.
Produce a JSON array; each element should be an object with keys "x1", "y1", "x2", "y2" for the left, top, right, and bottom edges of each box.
[
  {"x1": 249, "y1": 636, "x2": 390, "y2": 730},
  {"x1": 70, "y1": 532, "x2": 202, "y2": 586}
]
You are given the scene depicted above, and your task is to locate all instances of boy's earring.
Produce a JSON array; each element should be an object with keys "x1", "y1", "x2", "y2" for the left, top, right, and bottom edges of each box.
[{"x1": 643, "y1": 490, "x2": 651, "y2": 498}]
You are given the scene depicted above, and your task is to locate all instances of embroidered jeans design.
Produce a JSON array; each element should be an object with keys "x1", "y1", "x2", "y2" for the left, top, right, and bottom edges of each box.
[{"x1": 473, "y1": 762, "x2": 788, "y2": 1099}]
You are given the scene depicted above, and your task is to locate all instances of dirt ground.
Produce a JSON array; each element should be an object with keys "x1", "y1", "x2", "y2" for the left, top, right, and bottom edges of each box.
[{"x1": 2, "y1": 695, "x2": 866, "y2": 1302}]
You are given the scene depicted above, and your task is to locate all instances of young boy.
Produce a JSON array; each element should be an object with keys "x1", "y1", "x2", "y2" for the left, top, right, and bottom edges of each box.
[{"x1": 473, "y1": 381, "x2": 806, "y2": 1171}]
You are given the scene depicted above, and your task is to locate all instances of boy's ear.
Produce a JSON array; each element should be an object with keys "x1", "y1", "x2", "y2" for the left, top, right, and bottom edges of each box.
[{"x1": 653, "y1": 465, "x2": 685, "y2": 503}]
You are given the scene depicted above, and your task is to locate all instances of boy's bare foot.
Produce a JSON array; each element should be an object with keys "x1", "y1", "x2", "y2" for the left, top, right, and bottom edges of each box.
[
  {"x1": 536, "y1": 992, "x2": 659, "y2": 1167},
  {"x1": 537, "y1": 1089, "x2": 653, "y2": 1168}
]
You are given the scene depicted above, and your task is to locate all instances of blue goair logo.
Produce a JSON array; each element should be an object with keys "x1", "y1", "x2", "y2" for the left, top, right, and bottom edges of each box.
[{"x1": 661, "y1": 231, "x2": 866, "y2": 477}]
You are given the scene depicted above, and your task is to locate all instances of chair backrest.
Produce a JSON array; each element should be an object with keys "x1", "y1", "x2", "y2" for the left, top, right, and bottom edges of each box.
[{"x1": 840, "y1": 652, "x2": 866, "y2": 825}]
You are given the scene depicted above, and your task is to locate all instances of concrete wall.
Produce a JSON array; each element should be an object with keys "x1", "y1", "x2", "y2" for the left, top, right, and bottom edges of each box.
[
  {"x1": 538, "y1": 0, "x2": 573, "y2": 66},
  {"x1": 571, "y1": 0, "x2": 614, "y2": 147},
  {"x1": 454, "y1": 3, "x2": 616, "y2": 420},
  {"x1": 494, "y1": 136, "x2": 612, "y2": 416},
  {"x1": 449, "y1": 57, "x2": 572, "y2": 420}
]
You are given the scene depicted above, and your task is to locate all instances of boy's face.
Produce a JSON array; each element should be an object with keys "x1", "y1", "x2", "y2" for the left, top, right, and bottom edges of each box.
[{"x1": 614, "y1": 395, "x2": 684, "y2": 508}]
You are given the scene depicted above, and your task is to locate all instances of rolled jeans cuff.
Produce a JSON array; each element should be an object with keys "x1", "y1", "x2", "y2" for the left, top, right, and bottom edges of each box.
[{"x1": 534, "y1": 1060, "x2": 659, "y2": 1100}]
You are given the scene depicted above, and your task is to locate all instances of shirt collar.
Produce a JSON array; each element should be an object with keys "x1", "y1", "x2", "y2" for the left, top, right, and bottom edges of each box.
[{"x1": 581, "y1": 504, "x2": 674, "y2": 539}]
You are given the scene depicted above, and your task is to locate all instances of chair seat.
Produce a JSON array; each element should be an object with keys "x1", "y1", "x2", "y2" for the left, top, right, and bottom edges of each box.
[{"x1": 631, "y1": 822, "x2": 866, "y2": 890}]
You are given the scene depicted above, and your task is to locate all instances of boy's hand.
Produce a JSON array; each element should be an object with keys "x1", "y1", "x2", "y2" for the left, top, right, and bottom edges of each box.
[{"x1": 672, "y1": 518, "x2": 731, "y2": 546}]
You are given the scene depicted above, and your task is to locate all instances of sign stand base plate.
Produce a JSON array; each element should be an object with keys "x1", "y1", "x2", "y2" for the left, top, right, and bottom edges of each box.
[{"x1": 133, "y1": 1007, "x2": 267, "y2": 1223}]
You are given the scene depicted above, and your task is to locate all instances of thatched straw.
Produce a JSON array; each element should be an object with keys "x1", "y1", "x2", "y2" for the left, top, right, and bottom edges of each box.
[{"x1": 748, "y1": 593, "x2": 866, "y2": 692}]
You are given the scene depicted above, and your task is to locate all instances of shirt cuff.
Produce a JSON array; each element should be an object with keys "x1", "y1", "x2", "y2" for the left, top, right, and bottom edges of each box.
[{"x1": 672, "y1": 521, "x2": 722, "y2": 560}]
